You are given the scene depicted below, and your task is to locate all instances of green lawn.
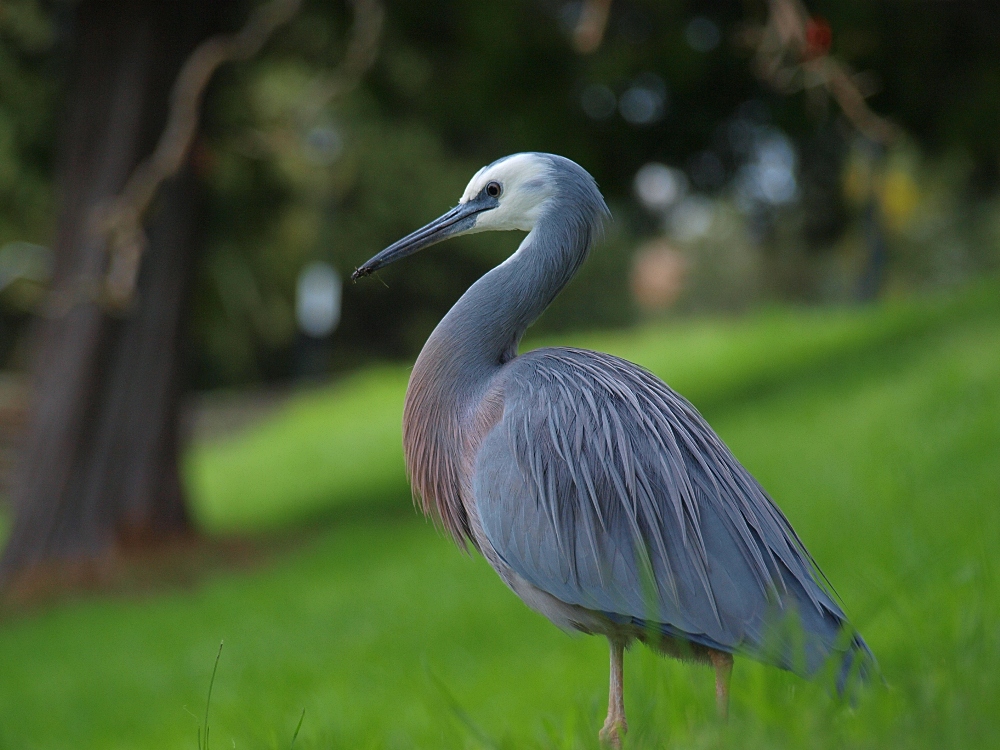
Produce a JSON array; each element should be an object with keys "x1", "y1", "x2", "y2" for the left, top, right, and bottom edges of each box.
[{"x1": 1, "y1": 281, "x2": 998, "y2": 749}]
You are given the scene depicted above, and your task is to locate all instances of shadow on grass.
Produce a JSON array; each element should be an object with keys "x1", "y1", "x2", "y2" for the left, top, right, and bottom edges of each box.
[
  {"x1": 0, "y1": 497, "x2": 418, "y2": 620},
  {"x1": 684, "y1": 282, "x2": 1000, "y2": 419}
]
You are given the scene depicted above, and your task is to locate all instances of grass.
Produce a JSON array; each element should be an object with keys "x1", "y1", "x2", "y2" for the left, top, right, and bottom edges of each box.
[
  {"x1": 1, "y1": 280, "x2": 998, "y2": 748},
  {"x1": 188, "y1": 281, "x2": 993, "y2": 532}
]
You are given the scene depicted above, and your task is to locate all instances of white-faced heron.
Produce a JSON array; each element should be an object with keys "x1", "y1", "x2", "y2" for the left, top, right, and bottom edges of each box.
[{"x1": 353, "y1": 153, "x2": 873, "y2": 746}]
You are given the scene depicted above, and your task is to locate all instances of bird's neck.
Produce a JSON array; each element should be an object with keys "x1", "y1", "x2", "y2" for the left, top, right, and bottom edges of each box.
[
  {"x1": 402, "y1": 195, "x2": 602, "y2": 546},
  {"x1": 424, "y1": 201, "x2": 598, "y2": 380}
]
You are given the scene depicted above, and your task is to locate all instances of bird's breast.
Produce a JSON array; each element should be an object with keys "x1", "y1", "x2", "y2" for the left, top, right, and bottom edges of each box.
[{"x1": 402, "y1": 348, "x2": 506, "y2": 548}]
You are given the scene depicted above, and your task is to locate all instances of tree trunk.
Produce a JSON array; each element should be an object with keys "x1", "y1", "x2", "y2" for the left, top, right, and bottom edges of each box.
[{"x1": 0, "y1": 0, "x2": 223, "y2": 584}]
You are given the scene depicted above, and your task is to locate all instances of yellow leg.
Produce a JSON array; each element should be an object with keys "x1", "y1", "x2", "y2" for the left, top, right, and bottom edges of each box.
[
  {"x1": 709, "y1": 650, "x2": 734, "y2": 720},
  {"x1": 599, "y1": 638, "x2": 628, "y2": 747}
]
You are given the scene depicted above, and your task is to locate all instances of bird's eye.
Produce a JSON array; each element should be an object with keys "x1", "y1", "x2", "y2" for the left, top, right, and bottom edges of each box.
[{"x1": 485, "y1": 181, "x2": 502, "y2": 198}]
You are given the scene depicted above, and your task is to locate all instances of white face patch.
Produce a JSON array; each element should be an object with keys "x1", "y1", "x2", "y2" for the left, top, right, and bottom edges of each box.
[{"x1": 459, "y1": 153, "x2": 556, "y2": 232}]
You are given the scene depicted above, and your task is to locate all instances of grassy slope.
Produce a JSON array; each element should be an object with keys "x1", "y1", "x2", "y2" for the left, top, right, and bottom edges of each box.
[
  {"x1": 0, "y1": 282, "x2": 998, "y2": 749},
  {"x1": 188, "y1": 283, "x2": 991, "y2": 532}
]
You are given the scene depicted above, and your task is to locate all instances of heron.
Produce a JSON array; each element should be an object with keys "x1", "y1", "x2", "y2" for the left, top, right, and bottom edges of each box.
[{"x1": 352, "y1": 153, "x2": 873, "y2": 746}]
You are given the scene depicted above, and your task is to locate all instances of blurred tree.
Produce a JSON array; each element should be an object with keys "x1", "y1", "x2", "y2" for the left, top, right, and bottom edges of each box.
[
  {"x1": 6, "y1": 0, "x2": 1000, "y2": 389},
  {"x1": 2, "y1": 0, "x2": 1000, "y2": 588},
  {"x1": 0, "y1": 0, "x2": 58, "y2": 368},
  {"x1": 0, "y1": 0, "x2": 239, "y2": 584}
]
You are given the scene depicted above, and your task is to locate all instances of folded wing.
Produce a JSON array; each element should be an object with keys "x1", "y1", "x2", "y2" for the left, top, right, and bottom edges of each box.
[{"x1": 474, "y1": 347, "x2": 872, "y2": 681}]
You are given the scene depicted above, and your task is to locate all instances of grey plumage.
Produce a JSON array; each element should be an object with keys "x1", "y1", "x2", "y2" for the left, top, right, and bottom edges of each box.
[
  {"x1": 353, "y1": 153, "x2": 873, "y2": 741},
  {"x1": 476, "y1": 346, "x2": 872, "y2": 683}
]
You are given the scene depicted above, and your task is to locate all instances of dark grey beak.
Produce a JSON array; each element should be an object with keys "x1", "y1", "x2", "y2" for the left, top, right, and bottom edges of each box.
[{"x1": 351, "y1": 195, "x2": 497, "y2": 281}]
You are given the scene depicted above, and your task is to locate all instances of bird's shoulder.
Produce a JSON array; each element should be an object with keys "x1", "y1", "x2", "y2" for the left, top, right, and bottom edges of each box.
[
  {"x1": 495, "y1": 346, "x2": 705, "y2": 438},
  {"x1": 503, "y1": 345, "x2": 682, "y2": 400},
  {"x1": 475, "y1": 344, "x2": 846, "y2": 653}
]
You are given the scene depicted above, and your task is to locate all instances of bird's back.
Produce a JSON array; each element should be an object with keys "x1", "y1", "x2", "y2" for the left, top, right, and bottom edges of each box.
[{"x1": 472, "y1": 346, "x2": 874, "y2": 686}]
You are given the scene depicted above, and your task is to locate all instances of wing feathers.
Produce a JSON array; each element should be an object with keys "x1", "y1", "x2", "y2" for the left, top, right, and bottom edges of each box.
[{"x1": 474, "y1": 346, "x2": 869, "y2": 675}]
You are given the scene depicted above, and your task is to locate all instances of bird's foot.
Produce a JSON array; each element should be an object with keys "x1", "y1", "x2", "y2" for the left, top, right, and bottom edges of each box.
[{"x1": 599, "y1": 717, "x2": 627, "y2": 748}]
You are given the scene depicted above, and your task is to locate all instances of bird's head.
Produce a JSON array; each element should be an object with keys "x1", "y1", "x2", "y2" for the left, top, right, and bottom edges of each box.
[{"x1": 352, "y1": 153, "x2": 586, "y2": 281}]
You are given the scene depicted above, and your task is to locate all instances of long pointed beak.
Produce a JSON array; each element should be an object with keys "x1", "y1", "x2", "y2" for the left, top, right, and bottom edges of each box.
[{"x1": 351, "y1": 196, "x2": 496, "y2": 281}]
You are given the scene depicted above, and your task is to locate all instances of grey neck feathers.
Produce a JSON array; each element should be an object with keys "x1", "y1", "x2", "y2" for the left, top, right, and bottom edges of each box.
[
  {"x1": 421, "y1": 187, "x2": 607, "y2": 391},
  {"x1": 403, "y1": 167, "x2": 607, "y2": 546}
]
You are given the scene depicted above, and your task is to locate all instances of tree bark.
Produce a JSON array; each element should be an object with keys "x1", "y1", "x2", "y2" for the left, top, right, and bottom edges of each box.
[{"x1": 1, "y1": 0, "x2": 223, "y2": 583}]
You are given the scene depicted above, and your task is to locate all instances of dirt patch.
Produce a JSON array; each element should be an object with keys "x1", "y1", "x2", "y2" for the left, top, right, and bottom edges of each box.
[
  {"x1": 0, "y1": 530, "x2": 300, "y2": 621},
  {"x1": 181, "y1": 386, "x2": 294, "y2": 445}
]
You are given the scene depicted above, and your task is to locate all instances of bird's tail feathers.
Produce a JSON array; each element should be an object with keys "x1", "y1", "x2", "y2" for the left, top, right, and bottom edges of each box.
[{"x1": 835, "y1": 630, "x2": 880, "y2": 701}]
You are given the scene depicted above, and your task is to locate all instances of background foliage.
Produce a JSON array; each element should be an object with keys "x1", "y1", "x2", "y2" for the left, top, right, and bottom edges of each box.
[
  {"x1": 0, "y1": 1, "x2": 998, "y2": 747},
  {"x1": 2, "y1": 0, "x2": 1000, "y2": 385}
]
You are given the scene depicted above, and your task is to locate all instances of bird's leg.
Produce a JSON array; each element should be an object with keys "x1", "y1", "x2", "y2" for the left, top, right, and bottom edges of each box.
[
  {"x1": 709, "y1": 650, "x2": 734, "y2": 720},
  {"x1": 599, "y1": 638, "x2": 628, "y2": 748}
]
